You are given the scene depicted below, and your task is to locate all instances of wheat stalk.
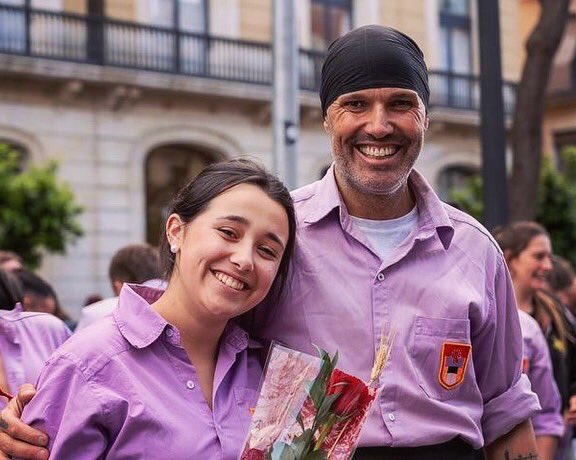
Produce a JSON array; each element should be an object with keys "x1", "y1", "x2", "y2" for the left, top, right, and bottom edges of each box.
[{"x1": 369, "y1": 328, "x2": 394, "y2": 387}]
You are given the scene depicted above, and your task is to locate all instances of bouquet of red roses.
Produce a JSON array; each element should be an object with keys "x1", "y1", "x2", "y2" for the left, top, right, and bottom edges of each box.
[{"x1": 240, "y1": 336, "x2": 391, "y2": 460}]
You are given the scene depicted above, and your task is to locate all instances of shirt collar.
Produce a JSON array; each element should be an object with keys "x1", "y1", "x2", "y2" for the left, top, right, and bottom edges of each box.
[
  {"x1": 303, "y1": 164, "x2": 348, "y2": 224},
  {"x1": 304, "y1": 164, "x2": 454, "y2": 249},
  {"x1": 114, "y1": 284, "x2": 259, "y2": 352},
  {"x1": 114, "y1": 283, "x2": 168, "y2": 349}
]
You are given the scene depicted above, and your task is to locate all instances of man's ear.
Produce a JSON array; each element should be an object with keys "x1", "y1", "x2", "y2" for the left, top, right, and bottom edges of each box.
[
  {"x1": 323, "y1": 118, "x2": 329, "y2": 133},
  {"x1": 424, "y1": 115, "x2": 430, "y2": 132},
  {"x1": 166, "y1": 214, "x2": 185, "y2": 250}
]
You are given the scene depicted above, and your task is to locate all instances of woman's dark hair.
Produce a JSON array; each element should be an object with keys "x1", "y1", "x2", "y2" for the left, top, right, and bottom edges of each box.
[
  {"x1": 159, "y1": 158, "x2": 297, "y2": 306},
  {"x1": 0, "y1": 269, "x2": 24, "y2": 310},
  {"x1": 492, "y1": 221, "x2": 549, "y2": 262},
  {"x1": 14, "y1": 269, "x2": 71, "y2": 321}
]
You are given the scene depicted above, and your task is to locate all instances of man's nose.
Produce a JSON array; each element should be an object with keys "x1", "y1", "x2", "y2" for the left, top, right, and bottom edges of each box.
[{"x1": 365, "y1": 105, "x2": 393, "y2": 138}]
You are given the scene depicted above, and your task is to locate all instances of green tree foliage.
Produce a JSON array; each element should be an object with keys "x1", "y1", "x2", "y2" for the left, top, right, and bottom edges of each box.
[
  {"x1": 450, "y1": 147, "x2": 576, "y2": 266},
  {"x1": 0, "y1": 144, "x2": 83, "y2": 268}
]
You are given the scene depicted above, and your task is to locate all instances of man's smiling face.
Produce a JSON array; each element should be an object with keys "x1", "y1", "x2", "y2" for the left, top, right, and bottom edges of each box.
[{"x1": 324, "y1": 87, "x2": 429, "y2": 203}]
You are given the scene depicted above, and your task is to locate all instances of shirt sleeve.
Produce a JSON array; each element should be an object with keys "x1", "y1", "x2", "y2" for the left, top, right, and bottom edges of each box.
[
  {"x1": 473, "y1": 256, "x2": 541, "y2": 445},
  {"x1": 526, "y1": 323, "x2": 564, "y2": 438},
  {"x1": 22, "y1": 354, "x2": 109, "y2": 459}
]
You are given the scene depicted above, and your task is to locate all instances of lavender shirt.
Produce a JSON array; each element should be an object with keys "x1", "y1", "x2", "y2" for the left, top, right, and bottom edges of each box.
[
  {"x1": 0, "y1": 304, "x2": 71, "y2": 408},
  {"x1": 22, "y1": 284, "x2": 262, "y2": 459},
  {"x1": 518, "y1": 310, "x2": 564, "y2": 437},
  {"x1": 253, "y1": 167, "x2": 540, "y2": 449}
]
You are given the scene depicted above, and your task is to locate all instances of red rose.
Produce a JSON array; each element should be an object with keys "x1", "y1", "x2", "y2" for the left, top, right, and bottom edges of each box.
[
  {"x1": 241, "y1": 448, "x2": 266, "y2": 460},
  {"x1": 326, "y1": 369, "x2": 370, "y2": 417}
]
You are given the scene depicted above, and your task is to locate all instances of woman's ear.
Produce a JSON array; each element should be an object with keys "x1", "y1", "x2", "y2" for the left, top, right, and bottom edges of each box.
[{"x1": 166, "y1": 214, "x2": 184, "y2": 251}]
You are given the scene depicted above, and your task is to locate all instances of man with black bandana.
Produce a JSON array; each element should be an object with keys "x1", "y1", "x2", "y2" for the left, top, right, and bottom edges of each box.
[{"x1": 0, "y1": 25, "x2": 541, "y2": 460}]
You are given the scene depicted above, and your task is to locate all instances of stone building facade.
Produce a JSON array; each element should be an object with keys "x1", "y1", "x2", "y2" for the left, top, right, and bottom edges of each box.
[{"x1": 0, "y1": 0, "x2": 523, "y2": 315}]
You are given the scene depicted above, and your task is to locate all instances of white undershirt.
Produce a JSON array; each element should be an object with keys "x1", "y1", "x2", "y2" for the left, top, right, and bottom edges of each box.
[{"x1": 350, "y1": 206, "x2": 419, "y2": 262}]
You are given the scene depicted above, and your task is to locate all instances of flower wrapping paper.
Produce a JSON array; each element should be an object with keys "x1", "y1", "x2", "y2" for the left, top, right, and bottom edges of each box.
[{"x1": 239, "y1": 343, "x2": 380, "y2": 460}]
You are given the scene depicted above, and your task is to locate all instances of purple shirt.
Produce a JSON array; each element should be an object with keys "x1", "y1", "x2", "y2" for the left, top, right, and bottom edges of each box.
[
  {"x1": 22, "y1": 284, "x2": 262, "y2": 459},
  {"x1": 253, "y1": 167, "x2": 540, "y2": 449},
  {"x1": 518, "y1": 310, "x2": 564, "y2": 437},
  {"x1": 0, "y1": 304, "x2": 71, "y2": 408}
]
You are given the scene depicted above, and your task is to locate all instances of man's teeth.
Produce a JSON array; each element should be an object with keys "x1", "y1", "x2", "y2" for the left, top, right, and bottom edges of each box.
[
  {"x1": 358, "y1": 146, "x2": 396, "y2": 157},
  {"x1": 214, "y1": 271, "x2": 245, "y2": 291}
]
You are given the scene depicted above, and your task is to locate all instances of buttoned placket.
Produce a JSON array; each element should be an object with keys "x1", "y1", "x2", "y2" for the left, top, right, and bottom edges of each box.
[{"x1": 161, "y1": 326, "x2": 206, "y2": 411}]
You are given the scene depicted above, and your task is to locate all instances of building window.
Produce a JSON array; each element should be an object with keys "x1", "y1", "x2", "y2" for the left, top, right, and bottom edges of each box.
[
  {"x1": 554, "y1": 130, "x2": 576, "y2": 172},
  {"x1": 436, "y1": 164, "x2": 479, "y2": 201},
  {"x1": 145, "y1": 144, "x2": 215, "y2": 245},
  {"x1": 151, "y1": 0, "x2": 207, "y2": 32},
  {"x1": 437, "y1": 0, "x2": 473, "y2": 108},
  {"x1": 311, "y1": 0, "x2": 351, "y2": 51}
]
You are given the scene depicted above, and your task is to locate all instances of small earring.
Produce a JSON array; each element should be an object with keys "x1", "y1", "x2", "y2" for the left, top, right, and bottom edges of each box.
[{"x1": 170, "y1": 245, "x2": 178, "y2": 254}]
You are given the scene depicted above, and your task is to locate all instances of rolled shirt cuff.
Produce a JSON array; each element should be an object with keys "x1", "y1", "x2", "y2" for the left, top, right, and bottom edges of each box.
[
  {"x1": 532, "y1": 412, "x2": 565, "y2": 438},
  {"x1": 481, "y1": 374, "x2": 541, "y2": 445}
]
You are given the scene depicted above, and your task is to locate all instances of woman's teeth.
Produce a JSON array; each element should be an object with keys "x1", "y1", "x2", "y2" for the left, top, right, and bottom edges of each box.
[{"x1": 214, "y1": 271, "x2": 245, "y2": 291}]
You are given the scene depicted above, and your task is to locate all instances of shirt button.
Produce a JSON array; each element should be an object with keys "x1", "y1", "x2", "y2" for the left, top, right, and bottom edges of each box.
[
  {"x1": 388, "y1": 413, "x2": 395, "y2": 421},
  {"x1": 377, "y1": 273, "x2": 385, "y2": 281},
  {"x1": 165, "y1": 328, "x2": 174, "y2": 338},
  {"x1": 186, "y1": 380, "x2": 195, "y2": 390}
]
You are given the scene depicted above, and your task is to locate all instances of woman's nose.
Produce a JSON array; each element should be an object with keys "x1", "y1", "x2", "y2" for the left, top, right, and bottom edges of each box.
[{"x1": 230, "y1": 245, "x2": 254, "y2": 272}]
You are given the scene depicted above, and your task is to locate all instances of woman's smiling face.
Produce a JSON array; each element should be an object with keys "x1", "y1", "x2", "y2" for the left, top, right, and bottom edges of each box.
[
  {"x1": 167, "y1": 183, "x2": 289, "y2": 323},
  {"x1": 509, "y1": 234, "x2": 553, "y2": 293}
]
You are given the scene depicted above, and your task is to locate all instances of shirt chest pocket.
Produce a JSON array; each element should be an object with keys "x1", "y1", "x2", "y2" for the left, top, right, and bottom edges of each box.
[{"x1": 410, "y1": 316, "x2": 475, "y2": 401}]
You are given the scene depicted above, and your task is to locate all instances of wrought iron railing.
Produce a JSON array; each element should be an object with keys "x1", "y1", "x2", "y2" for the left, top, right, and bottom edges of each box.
[{"x1": 0, "y1": 3, "x2": 516, "y2": 113}]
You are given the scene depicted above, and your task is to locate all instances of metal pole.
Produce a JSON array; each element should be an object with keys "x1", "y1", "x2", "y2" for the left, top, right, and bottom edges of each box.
[
  {"x1": 272, "y1": 0, "x2": 299, "y2": 189},
  {"x1": 173, "y1": 0, "x2": 181, "y2": 73},
  {"x1": 476, "y1": 0, "x2": 508, "y2": 228}
]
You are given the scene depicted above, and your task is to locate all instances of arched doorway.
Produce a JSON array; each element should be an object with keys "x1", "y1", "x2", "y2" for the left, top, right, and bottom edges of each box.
[
  {"x1": 436, "y1": 163, "x2": 479, "y2": 201},
  {"x1": 0, "y1": 139, "x2": 29, "y2": 170},
  {"x1": 145, "y1": 143, "x2": 220, "y2": 245}
]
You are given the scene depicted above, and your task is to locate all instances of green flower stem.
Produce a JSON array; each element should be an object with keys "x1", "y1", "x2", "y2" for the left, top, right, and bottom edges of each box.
[{"x1": 314, "y1": 413, "x2": 338, "y2": 451}]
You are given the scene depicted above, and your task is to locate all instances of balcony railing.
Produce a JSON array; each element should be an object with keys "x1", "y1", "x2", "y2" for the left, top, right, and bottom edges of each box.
[{"x1": 0, "y1": 3, "x2": 515, "y2": 113}]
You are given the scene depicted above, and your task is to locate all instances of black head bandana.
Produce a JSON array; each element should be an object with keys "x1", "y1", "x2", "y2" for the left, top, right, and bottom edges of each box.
[{"x1": 320, "y1": 25, "x2": 430, "y2": 117}]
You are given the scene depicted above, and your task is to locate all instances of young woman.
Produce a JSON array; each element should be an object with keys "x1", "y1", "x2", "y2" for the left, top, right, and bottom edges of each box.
[
  {"x1": 493, "y1": 222, "x2": 567, "y2": 460},
  {"x1": 20, "y1": 159, "x2": 296, "y2": 459}
]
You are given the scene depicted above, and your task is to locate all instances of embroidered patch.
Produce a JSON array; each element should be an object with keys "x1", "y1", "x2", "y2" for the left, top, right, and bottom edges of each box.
[{"x1": 438, "y1": 341, "x2": 471, "y2": 390}]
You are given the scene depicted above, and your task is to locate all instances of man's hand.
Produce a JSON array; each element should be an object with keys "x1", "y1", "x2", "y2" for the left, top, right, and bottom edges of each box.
[{"x1": 0, "y1": 384, "x2": 48, "y2": 460}]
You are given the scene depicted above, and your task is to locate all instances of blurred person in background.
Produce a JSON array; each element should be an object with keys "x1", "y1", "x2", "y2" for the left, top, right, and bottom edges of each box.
[
  {"x1": 494, "y1": 222, "x2": 575, "y2": 459},
  {"x1": 14, "y1": 270, "x2": 74, "y2": 330},
  {"x1": 547, "y1": 256, "x2": 576, "y2": 316},
  {"x1": 0, "y1": 252, "x2": 23, "y2": 273},
  {"x1": 75, "y1": 243, "x2": 163, "y2": 331},
  {"x1": 545, "y1": 255, "x2": 576, "y2": 458},
  {"x1": 82, "y1": 293, "x2": 103, "y2": 307},
  {"x1": 0, "y1": 269, "x2": 71, "y2": 410},
  {"x1": 517, "y1": 308, "x2": 565, "y2": 460}
]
